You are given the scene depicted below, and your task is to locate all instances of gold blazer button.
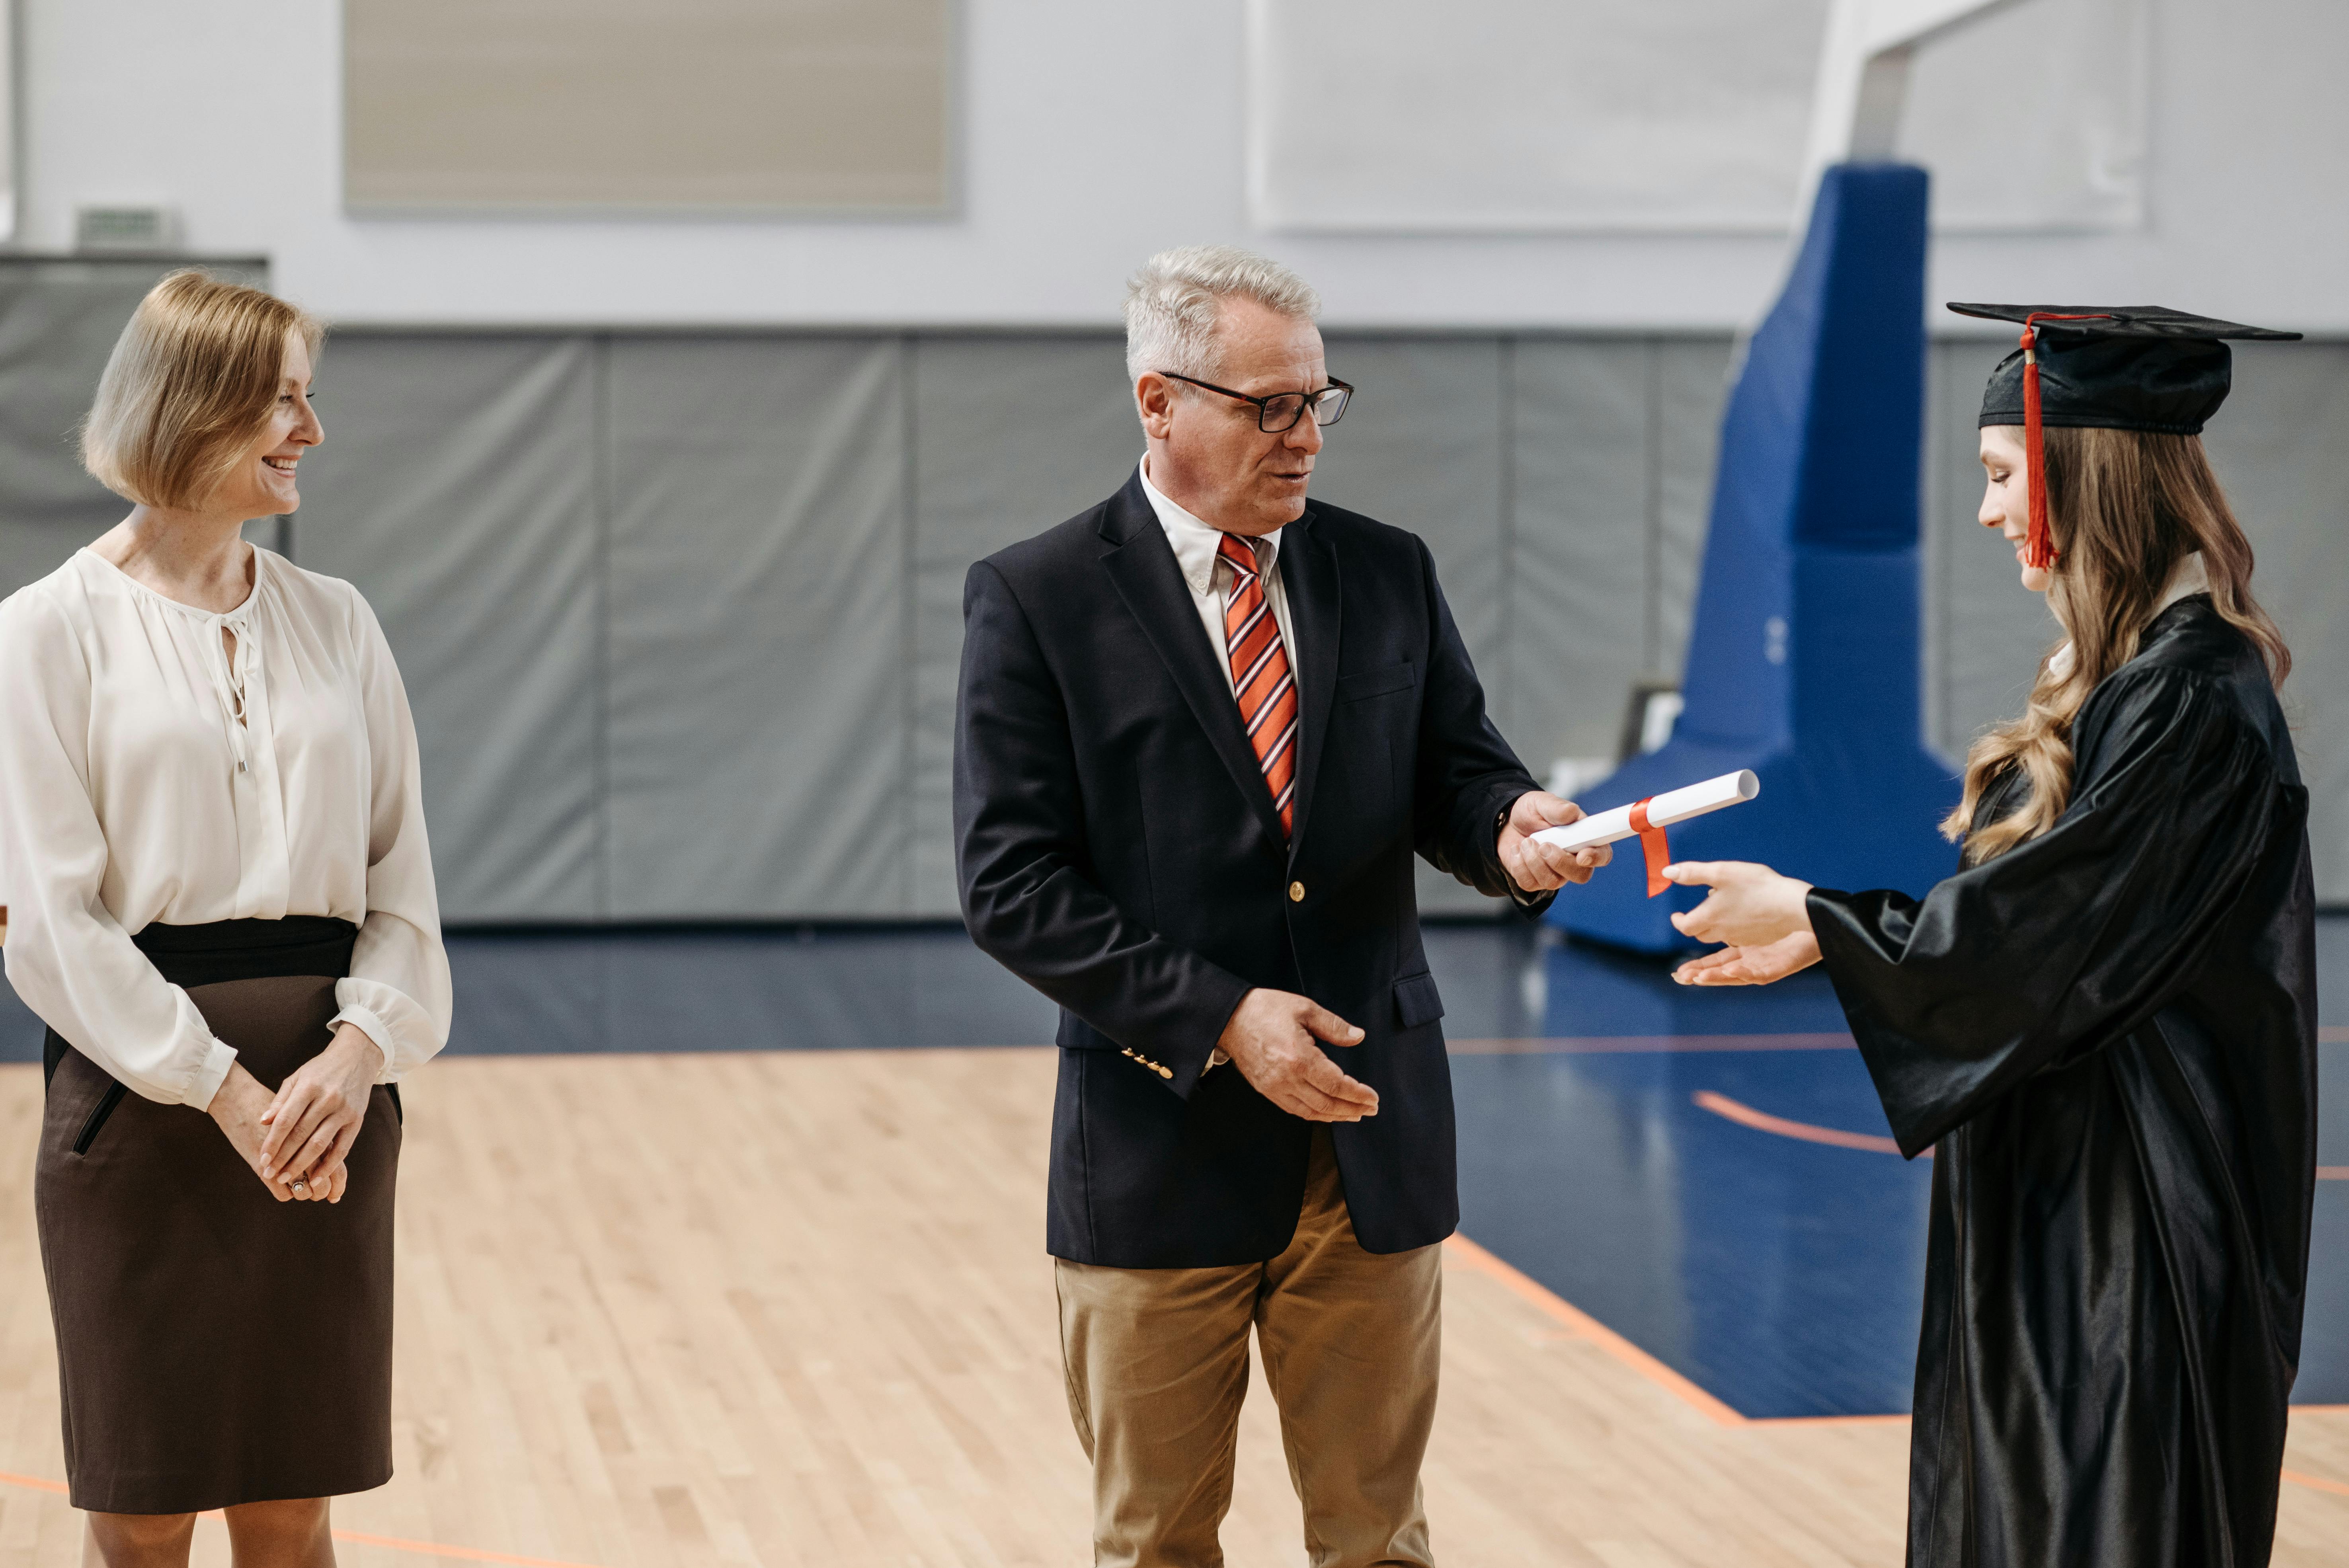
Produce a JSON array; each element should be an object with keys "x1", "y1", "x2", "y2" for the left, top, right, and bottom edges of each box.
[{"x1": 1289, "y1": 881, "x2": 1306, "y2": 903}]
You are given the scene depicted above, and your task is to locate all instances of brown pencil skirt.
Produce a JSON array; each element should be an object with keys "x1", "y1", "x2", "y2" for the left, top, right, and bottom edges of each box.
[{"x1": 35, "y1": 919, "x2": 402, "y2": 1515}]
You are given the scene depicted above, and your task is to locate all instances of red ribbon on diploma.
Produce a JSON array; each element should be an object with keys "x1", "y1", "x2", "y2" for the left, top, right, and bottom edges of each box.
[{"x1": 1628, "y1": 798, "x2": 1670, "y2": 898}]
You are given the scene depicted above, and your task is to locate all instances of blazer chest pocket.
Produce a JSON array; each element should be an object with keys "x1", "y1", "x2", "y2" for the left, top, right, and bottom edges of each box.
[
  {"x1": 1393, "y1": 971, "x2": 1446, "y2": 1030},
  {"x1": 1337, "y1": 663, "x2": 1416, "y2": 703}
]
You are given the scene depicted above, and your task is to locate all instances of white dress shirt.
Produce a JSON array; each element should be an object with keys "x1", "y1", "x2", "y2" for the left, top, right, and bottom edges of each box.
[
  {"x1": 0, "y1": 547, "x2": 452, "y2": 1110},
  {"x1": 1138, "y1": 456, "x2": 1307, "y2": 1067},
  {"x1": 1138, "y1": 456, "x2": 1301, "y2": 695}
]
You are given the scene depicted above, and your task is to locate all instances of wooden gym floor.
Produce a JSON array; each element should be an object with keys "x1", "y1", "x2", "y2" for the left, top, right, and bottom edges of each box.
[{"x1": 4, "y1": 1047, "x2": 2345, "y2": 1568}]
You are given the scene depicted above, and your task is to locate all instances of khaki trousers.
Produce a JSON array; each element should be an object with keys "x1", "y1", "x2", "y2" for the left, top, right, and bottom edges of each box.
[{"x1": 1054, "y1": 1130, "x2": 1442, "y2": 1568}]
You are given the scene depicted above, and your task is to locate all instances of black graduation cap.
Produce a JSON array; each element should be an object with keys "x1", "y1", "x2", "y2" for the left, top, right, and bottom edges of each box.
[{"x1": 1945, "y1": 304, "x2": 2302, "y2": 568}]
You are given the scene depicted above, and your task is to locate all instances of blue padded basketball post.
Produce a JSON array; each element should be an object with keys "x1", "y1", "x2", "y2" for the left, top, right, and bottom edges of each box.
[{"x1": 1550, "y1": 163, "x2": 1959, "y2": 953}]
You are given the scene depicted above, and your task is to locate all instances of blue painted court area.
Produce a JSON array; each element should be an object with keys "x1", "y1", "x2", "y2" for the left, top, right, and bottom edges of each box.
[
  {"x1": 1450, "y1": 929, "x2": 2349, "y2": 1418},
  {"x1": 4, "y1": 915, "x2": 2343, "y2": 1419}
]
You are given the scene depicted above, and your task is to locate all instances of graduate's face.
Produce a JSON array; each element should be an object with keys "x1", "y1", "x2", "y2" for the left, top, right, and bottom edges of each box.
[
  {"x1": 1978, "y1": 426, "x2": 2050, "y2": 594},
  {"x1": 1136, "y1": 298, "x2": 1327, "y2": 536}
]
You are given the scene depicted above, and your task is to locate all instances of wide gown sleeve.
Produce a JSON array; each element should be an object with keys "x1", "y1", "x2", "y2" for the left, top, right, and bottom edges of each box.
[
  {"x1": 1809, "y1": 665, "x2": 2288, "y2": 1157},
  {"x1": 954, "y1": 561, "x2": 1253, "y2": 1096},
  {"x1": 0, "y1": 592, "x2": 240, "y2": 1108},
  {"x1": 326, "y1": 586, "x2": 452, "y2": 1081}
]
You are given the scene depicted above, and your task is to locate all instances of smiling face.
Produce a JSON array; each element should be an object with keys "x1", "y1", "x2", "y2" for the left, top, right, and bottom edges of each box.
[
  {"x1": 1137, "y1": 296, "x2": 1328, "y2": 536},
  {"x1": 211, "y1": 328, "x2": 323, "y2": 522},
  {"x1": 1978, "y1": 425, "x2": 2051, "y2": 594}
]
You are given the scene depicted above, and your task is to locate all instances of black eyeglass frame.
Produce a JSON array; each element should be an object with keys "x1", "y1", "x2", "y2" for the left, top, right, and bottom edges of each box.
[{"x1": 1156, "y1": 371, "x2": 1354, "y2": 433}]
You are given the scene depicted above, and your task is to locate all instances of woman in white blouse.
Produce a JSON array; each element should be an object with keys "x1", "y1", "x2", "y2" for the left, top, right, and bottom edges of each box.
[{"x1": 0, "y1": 271, "x2": 449, "y2": 1566}]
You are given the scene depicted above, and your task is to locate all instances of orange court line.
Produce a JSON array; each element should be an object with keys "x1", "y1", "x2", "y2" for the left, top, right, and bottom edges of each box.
[
  {"x1": 1444, "y1": 1233, "x2": 1748, "y2": 1426},
  {"x1": 1449, "y1": 1032, "x2": 1855, "y2": 1056},
  {"x1": 1693, "y1": 1089, "x2": 1913, "y2": 1156},
  {"x1": 0, "y1": 1472, "x2": 605, "y2": 1568},
  {"x1": 2319, "y1": 1167, "x2": 2349, "y2": 1180},
  {"x1": 2282, "y1": 1468, "x2": 2349, "y2": 1498},
  {"x1": 1446, "y1": 1234, "x2": 1916, "y2": 1430},
  {"x1": 0, "y1": 1470, "x2": 67, "y2": 1496},
  {"x1": 2318, "y1": 1026, "x2": 2348, "y2": 1044}
]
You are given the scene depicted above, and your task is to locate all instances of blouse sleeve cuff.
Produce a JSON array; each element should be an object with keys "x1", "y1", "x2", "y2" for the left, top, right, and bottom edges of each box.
[
  {"x1": 331, "y1": 978, "x2": 444, "y2": 1081},
  {"x1": 186, "y1": 1036, "x2": 239, "y2": 1113}
]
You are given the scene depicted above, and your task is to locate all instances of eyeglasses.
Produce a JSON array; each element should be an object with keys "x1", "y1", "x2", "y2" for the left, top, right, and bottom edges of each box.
[{"x1": 1157, "y1": 372, "x2": 1354, "y2": 433}]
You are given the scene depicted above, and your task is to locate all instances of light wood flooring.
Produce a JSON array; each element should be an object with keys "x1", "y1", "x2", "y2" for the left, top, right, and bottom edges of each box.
[{"x1": 2, "y1": 1051, "x2": 2344, "y2": 1567}]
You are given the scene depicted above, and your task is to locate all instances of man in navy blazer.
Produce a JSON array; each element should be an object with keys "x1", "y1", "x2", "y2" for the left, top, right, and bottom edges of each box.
[{"x1": 955, "y1": 246, "x2": 1606, "y2": 1567}]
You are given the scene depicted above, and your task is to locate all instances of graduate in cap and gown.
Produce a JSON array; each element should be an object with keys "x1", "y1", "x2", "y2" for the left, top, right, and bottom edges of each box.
[{"x1": 1664, "y1": 306, "x2": 2318, "y2": 1568}]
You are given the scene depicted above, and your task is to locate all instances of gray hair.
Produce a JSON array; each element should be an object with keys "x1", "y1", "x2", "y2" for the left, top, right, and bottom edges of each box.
[{"x1": 1123, "y1": 244, "x2": 1322, "y2": 390}]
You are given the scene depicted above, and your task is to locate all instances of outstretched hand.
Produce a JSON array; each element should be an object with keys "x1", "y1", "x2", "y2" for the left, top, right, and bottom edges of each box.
[
  {"x1": 1663, "y1": 860, "x2": 1820, "y2": 988},
  {"x1": 1217, "y1": 988, "x2": 1379, "y2": 1123},
  {"x1": 1673, "y1": 930, "x2": 1822, "y2": 986}
]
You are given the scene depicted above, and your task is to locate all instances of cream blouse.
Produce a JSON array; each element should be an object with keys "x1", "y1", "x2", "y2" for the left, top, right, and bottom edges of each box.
[{"x1": 0, "y1": 547, "x2": 450, "y2": 1110}]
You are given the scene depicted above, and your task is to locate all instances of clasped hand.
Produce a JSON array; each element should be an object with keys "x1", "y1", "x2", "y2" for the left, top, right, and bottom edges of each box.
[
  {"x1": 206, "y1": 1023, "x2": 385, "y2": 1202},
  {"x1": 1664, "y1": 860, "x2": 1824, "y2": 987}
]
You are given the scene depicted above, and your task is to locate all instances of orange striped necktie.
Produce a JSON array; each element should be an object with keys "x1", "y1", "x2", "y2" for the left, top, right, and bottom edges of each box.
[{"x1": 1216, "y1": 532, "x2": 1299, "y2": 840}]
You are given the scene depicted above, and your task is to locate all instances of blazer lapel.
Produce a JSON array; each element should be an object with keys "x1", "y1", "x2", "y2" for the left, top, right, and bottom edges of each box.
[
  {"x1": 1097, "y1": 474, "x2": 1290, "y2": 849},
  {"x1": 1278, "y1": 507, "x2": 1342, "y2": 859}
]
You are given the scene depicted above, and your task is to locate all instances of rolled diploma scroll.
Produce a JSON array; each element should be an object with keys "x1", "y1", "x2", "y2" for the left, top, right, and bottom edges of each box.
[{"x1": 1529, "y1": 770, "x2": 1760, "y2": 854}]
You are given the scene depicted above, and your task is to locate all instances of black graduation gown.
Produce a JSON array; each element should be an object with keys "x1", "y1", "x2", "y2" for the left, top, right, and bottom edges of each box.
[{"x1": 1807, "y1": 597, "x2": 2318, "y2": 1568}]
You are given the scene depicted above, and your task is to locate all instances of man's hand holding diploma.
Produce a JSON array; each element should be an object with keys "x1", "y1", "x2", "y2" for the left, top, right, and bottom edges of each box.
[
  {"x1": 1665, "y1": 860, "x2": 1824, "y2": 987},
  {"x1": 1500, "y1": 791, "x2": 1612, "y2": 892}
]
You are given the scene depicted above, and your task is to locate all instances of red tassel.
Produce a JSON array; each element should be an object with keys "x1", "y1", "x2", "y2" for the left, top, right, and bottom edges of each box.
[
  {"x1": 1629, "y1": 798, "x2": 1670, "y2": 898},
  {"x1": 2020, "y1": 324, "x2": 2052, "y2": 570},
  {"x1": 2015, "y1": 312, "x2": 2115, "y2": 571}
]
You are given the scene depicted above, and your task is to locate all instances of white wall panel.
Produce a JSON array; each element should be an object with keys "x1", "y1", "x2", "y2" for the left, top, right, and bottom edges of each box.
[{"x1": 18, "y1": 0, "x2": 2347, "y2": 330}]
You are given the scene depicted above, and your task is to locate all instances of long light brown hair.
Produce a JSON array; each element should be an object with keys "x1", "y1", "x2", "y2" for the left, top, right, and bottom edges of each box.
[
  {"x1": 1944, "y1": 426, "x2": 2290, "y2": 863},
  {"x1": 81, "y1": 270, "x2": 323, "y2": 511}
]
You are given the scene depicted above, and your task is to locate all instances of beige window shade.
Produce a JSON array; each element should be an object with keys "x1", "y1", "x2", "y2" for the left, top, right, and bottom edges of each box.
[{"x1": 345, "y1": 0, "x2": 954, "y2": 215}]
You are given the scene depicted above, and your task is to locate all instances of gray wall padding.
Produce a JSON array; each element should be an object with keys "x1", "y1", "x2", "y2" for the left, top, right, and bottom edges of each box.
[
  {"x1": 295, "y1": 335, "x2": 605, "y2": 921},
  {"x1": 603, "y1": 337, "x2": 912, "y2": 918},
  {"x1": 1923, "y1": 337, "x2": 2066, "y2": 757},
  {"x1": 1311, "y1": 336, "x2": 1509, "y2": 913},
  {"x1": 2205, "y1": 341, "x2": 2349, "y2": 898},
  {"x1": 1509, "y1": 340, "x2": 1651, "y2": 775},
  {"x1": 907, "y1": 335, "x2": 1145, "y2": 913},
  {"x1": 2, "y1": 288, "x2": 2342, "y2": 919},
  {"x1": 0, "y1": 259, "x2": 269, "y2": 591},
  {"x1": 1506, "y1": 338, "x2": 1734, "y2": 773},
  {"x1": 1654, "y1": 341, "x2": 1737, "y2": 686}
]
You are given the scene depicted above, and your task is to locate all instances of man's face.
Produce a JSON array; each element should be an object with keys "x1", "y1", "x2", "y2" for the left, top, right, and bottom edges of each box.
[{"x1": 1137, "y1": 297, "x2": 1329, "y2": 536}]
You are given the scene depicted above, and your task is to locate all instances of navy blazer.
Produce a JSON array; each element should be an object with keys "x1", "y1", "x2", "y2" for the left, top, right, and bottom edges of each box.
[{"x1": 954, "y1": 470, "x2": 1548, "y2": 1266}]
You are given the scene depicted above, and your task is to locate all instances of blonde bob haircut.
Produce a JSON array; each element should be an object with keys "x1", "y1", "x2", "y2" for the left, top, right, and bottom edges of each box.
[{"x1": 81, "y1": 270, "x2": 323, "y2": 511}]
